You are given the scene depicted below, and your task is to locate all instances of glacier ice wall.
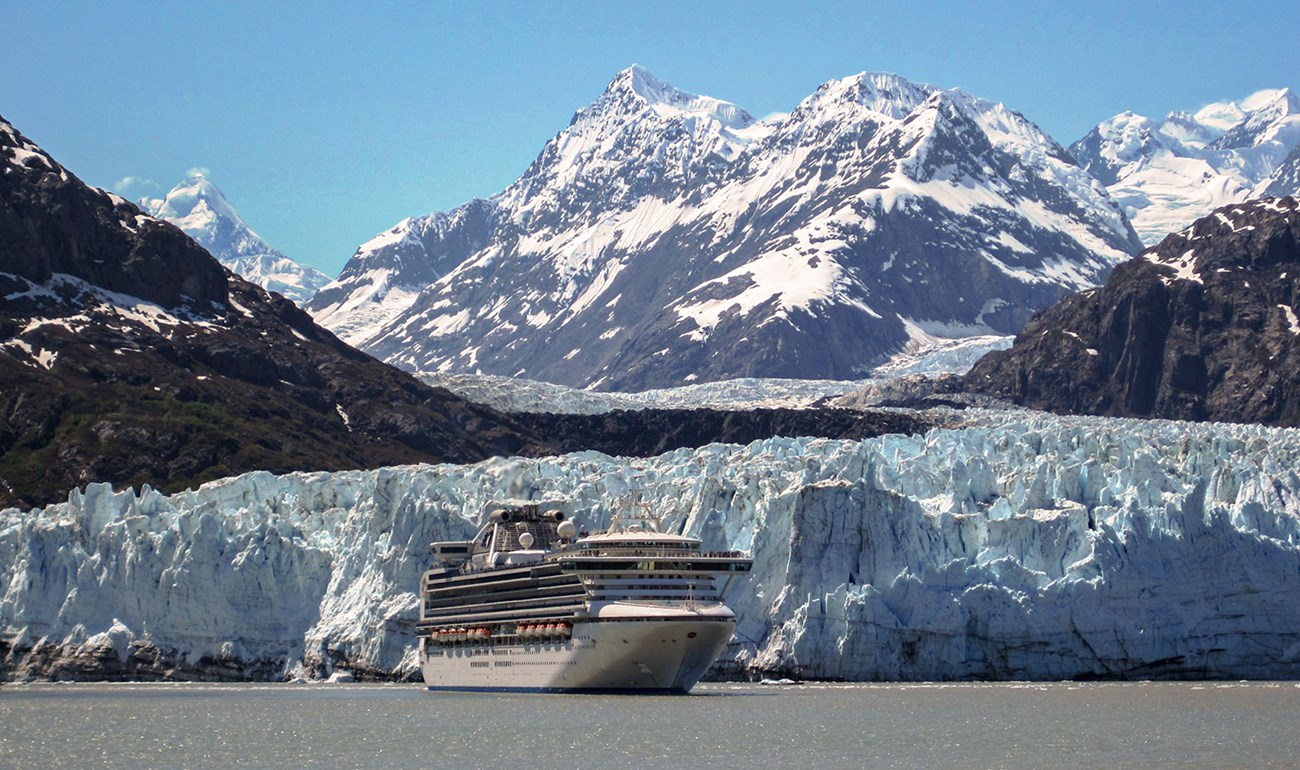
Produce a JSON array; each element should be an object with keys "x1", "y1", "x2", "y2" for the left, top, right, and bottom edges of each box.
[{"x1": 4, "y1": 411, "x2": 1300, "y2": 681}]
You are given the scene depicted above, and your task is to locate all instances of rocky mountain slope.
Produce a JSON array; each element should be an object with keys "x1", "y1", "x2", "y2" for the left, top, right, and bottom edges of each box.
[
  {"x1": 142, "y1": 174, "x2": 330, "y2": 305},
  {"x1": 309, "y1": 66, "x2": 1139, "y2": 390},
  {"x1": 1069, "y1": 88, "x2": 1300, "y2": 245},
  {"x1": 0, "y1": 115, "x2": 548, "y2": 509},
  {"x1": 964, "y1": 197, "x2": 1300, "y2": 425}
]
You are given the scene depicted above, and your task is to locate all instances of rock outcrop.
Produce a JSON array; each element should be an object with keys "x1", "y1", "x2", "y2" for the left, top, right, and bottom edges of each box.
[{"x1": 965, "y1": 197, "x2": 1300, "y2": 425}]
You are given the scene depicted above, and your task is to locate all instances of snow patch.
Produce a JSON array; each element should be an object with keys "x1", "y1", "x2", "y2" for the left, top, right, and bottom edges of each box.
[{"x1": 1279, "y1": 304, "x2": 1300, "y2": 335}]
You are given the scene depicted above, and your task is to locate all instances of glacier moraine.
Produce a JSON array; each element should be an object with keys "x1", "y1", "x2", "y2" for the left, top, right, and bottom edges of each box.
[{"x1": 3, "y1": 409, "x2": 1300, "y2": 681}]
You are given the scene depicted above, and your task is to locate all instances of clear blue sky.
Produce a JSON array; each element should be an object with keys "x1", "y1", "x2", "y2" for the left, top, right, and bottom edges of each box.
[{"x1": 4, "y1": 1, "x2": 1296, "y2": 277}]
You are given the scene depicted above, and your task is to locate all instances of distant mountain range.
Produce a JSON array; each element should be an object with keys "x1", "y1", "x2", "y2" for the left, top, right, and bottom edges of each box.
[
  {"x1": 965, "y1": 196, "x2": 1300, "y2": 426},
  {"x1": 122, "y1": 71, "x2": 1300, "y2": 395},
  {"x1": 142, "y1": 174, "x2": 330, "y2": 305},
  {"x1": 1069, "y1": 88, "x2": 1300, "y2": 245},
  {"x1": 308, "y1": 66, "x2": 1140, "y2": 390}
]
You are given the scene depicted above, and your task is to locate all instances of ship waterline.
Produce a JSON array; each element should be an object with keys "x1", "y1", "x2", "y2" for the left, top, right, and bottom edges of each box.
[{"x1": 420, "y1": 613, "x2": 736, "y2": 692}]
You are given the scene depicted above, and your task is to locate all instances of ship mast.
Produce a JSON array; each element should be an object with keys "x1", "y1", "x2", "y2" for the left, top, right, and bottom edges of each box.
[{"x1": 606, "y1": 489, "x2": 662, "y2": 534}]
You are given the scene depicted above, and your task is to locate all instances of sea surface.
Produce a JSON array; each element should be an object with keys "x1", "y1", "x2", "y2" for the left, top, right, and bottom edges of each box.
[{"x1": 2, "y1": 681, "x2": 1297, "y2": 769}]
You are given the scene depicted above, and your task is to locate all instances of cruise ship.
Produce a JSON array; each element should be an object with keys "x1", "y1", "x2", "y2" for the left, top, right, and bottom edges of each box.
[{"x1": 417, "y1": 502, "x2": 751, "y2": 693}]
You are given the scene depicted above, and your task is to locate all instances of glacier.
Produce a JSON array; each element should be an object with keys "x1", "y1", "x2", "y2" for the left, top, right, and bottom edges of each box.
[
  {"x1": 416, "y1": 335, "x2": 1013, "y2": 415},
  {"x1": 3, "y1": 408, "x2": 1300, "y2": 682}
]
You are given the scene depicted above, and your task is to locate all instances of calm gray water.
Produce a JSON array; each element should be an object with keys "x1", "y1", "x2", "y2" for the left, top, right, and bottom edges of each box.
[{"x1": 1, "y1": 681, "x2": 1298, "y2": 769}]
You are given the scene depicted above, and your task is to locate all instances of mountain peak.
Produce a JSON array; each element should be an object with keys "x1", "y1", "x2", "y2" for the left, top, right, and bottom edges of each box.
[
  {"x1": 584, "y1": 65, "x2": 756, "y2": 130},
  {"x1": 2, "y1": 113, "x2": 68, "y2": 181},
  {"x1": 614, "y1": 63, "x2": 668, "y2": 100},
  {"x1": 143, "y1": 173, "x2": 245, "y2": 235},
  {"x1": 322, "y1": 67, "x2": 1137, "y2": 390},
  {"x1": 142, "y1": 174, "x2": 330, "y2": 305},
  {"x1": 1241, "y1": 87, "x2": 1295, "y2": 113},
  {"x1": 806, "y1": 71, "x2": 934, "y2": 121}
]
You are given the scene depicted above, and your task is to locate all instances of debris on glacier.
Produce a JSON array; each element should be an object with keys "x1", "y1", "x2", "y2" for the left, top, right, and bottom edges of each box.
[
  {"x1": 417, "y1": 335, "x2": 1013, "y2": 415},
  {"x1": 3, "y1": 409, "x2": 1299, "y2": 681}
]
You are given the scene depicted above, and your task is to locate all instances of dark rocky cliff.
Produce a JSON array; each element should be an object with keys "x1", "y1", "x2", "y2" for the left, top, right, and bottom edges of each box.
[
  {"x1": 0, "y1": 116, "x2": 546, "y2": 509},
  {"x1": 965, "y1": 197, "x2": 1300, "y2": 425}
]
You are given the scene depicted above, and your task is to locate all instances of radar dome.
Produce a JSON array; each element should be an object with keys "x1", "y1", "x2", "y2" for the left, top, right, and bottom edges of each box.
[
  {"x1": 557, "y1": 520, "x2": 577, "y2": 539},
  {"x1": 518, "y1": 532, "x2": 535, "y2": 548}
]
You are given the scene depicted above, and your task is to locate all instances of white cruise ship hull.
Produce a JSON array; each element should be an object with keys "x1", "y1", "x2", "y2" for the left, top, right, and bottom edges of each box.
[{"x1": 420, "y1": 609, "x2": 735, "y2": 693}]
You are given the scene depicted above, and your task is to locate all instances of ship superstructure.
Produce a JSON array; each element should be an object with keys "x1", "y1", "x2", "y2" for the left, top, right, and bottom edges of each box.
[{"x1": 417, "y1": 502, "x2": 751, "y2": 692}]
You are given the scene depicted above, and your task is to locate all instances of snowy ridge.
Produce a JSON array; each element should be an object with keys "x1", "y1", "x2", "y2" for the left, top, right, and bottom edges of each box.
[
  {"x1": 316, "y1": 67, "x2": 1137, "y2": 390},
  {"x1": 3, "y1": 270, "x2": 222, "y2": 342},
  {"x1": 1071, "y1": 88, "x2": 1300, "y2": 245},
  {"x1": 143, "y1": 174, "x2": 329, "y2": 305},
  {"x1": 4, "y1": 410, "x2": 1300, "y2": 681},
  {"x1": 1, "y1": 118, "x2": 71, "y2": 183},
  {"x1": 1141, "y1": 197, "x2": 1300, "y2": 284},
  {"x1": 307, "y1": 199, "x2": 498, "y2": 347}
]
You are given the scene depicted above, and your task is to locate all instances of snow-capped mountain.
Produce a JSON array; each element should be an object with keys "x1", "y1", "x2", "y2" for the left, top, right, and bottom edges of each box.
[
  {"x1": 6, "y1": 410, "x2": 1299, "y2": 682},
  {"x1": 308, "y1": 66, "x2": 1139, "y2": 390},
  {"x1": 1070, "y1": 88, "x2": 1300, "y2": 245},
  {"x1": 307, "y1": 198, "x2": 497, "y2": 346},
  {"x1": 142, "y1": 174, "x2": 330, "y2": 305}
]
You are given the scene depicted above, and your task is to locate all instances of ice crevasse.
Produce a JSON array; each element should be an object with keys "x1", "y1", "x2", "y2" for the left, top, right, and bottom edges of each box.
[{"x1": 2, "y1": 410, "x2": 1300, "y2": 681}]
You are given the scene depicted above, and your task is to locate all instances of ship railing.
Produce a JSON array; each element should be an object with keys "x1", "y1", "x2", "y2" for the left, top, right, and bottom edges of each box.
[
  {"x1": 419, "y1": 604, "x2": 584, "y2": 626},
  {"x1": 561, "y1": 548, "x2": 748, "y2": 559}
]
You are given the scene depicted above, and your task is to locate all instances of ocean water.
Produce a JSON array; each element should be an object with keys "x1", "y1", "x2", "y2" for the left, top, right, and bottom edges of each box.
[{"x1": 1, "y1": 681, "x2": 1297, "y2": 769}]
